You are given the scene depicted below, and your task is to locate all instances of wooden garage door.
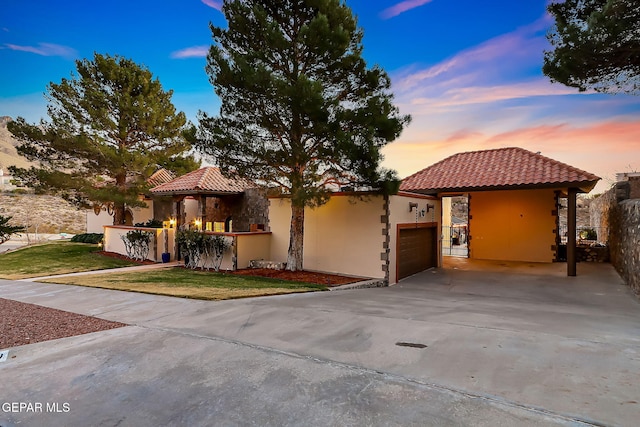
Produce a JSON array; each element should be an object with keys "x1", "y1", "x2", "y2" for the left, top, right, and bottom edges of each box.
[{"x1": 398, "y1": 226, "x2": 437, "y2": 280}]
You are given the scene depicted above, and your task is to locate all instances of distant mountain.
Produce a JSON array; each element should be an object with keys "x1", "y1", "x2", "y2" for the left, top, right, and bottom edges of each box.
[{"x1": 0, "y1": 116, "x2": 35, "y2": 171}]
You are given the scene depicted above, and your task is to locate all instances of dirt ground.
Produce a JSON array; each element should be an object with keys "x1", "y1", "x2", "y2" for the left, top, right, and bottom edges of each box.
[{"x1": 0, "y1": 298, "x2": 126, "y2": 349}]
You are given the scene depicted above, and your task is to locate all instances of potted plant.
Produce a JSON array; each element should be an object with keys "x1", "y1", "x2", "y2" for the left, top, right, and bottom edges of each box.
[{"x1": 161, "y1": 228, "x2": 171, "y2": 263}]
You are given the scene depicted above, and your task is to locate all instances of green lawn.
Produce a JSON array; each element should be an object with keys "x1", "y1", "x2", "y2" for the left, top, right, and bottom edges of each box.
[
  {"x1": 0, "y1": 242, "x2": 327, "y2": 300},
  {"x1": 0, "y1": 242, "x2": 137, "y2": 279},
  {"x1": 43, "y1": 268, "x2": 327, "y2": 300}
]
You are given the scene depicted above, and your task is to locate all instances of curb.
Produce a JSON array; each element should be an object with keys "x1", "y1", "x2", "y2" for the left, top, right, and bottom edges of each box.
[{"x1": 329, "y1": 279, "x2": 387, "y2": 291}]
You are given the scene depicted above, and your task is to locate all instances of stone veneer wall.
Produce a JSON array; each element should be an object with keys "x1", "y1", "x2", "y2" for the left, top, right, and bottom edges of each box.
[
  {"x1": 576, "y1": 245, "x2": 610, "y2": 262},
  {"x1": 608, "y1": 199, "x2": 640, "y2": 294},
  {"x1": 231, "y1": 188, "x2": 269, "y2": 232}
]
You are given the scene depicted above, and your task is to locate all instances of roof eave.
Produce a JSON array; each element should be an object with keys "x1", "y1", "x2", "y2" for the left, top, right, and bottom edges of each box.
[
  {"x1": 150, "y1": 190, "x2": 245, "y2": 196},
  {"x1": 403, "y1": 180, "x2": 600, "y2": 196}
]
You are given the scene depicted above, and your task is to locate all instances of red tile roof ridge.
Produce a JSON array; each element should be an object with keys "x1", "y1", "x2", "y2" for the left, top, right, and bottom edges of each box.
[
  {"x1": 150, "y1": 166, "x2": 251, "y2": 194},
  {"x1": 400, "y1": 147, "x2": 600, "y2": 193}
]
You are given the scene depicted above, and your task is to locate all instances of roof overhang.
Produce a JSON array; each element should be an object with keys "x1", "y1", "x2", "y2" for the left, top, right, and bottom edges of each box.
[
  {"x1": 407, "y1": 180, "x2": 599, "y2": 197},
  {"x1": 150, "y1": 190, "x2": 245, "y2": 197}
]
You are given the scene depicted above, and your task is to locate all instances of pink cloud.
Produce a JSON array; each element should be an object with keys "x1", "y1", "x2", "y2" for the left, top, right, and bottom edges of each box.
[
  {"x1": 170, "y1": 45, "x2": 209, "y2": 59},
  {"x1": 4, "y1": 42, "x2": 76, "y2": 58},
  {"x1": 445, "y1": 129, "x2": 483, "y2": 143},
  {"x1": 434, "y1": 80, "x2": 580, "y2": 107},
  {"x1": 201, "y1": 0, "x2": 222, "y2": 10},
  {"x1": 487, "y1": 121, "x2": 640, "y2": 152},
  {"x1": 392, "y1": 15, "x2": 553, "y2": 99},
  {"x1": 383, "y1": 120, "x2": 640, "y2": 193},
  {"x1": 380, "y1": 0, "x2": 434, "y2": 19}
]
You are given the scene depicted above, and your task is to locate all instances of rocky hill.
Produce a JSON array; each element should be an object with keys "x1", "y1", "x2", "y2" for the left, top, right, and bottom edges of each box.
[
  {"x1": 0, "y1": 193, "x2": 86, "y2": 234},
  {"x1": 0, "y1": 116, "x2": 34, "y2": 171}
]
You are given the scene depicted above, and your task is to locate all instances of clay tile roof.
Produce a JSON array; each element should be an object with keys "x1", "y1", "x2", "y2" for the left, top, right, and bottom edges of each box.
[
  {"x1": 400, "y1": 147, "x2": 600, "y2": 194},
  {"x1": 147, "y1": 168, "x2": 175, "y2": 187},
  {"x1": 150, "y1": 167, "x2": 250, "y2": 195}
]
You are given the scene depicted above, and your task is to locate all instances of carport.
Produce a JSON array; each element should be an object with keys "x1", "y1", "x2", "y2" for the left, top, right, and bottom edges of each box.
[{"x1": 400, "y1": 147, "x2": 600, "y2": 276}]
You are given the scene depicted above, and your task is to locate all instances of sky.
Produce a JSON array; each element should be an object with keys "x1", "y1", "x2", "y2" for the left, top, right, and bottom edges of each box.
[{"x1": 1, "y1": 0, "x2": 639, "y2": 193}]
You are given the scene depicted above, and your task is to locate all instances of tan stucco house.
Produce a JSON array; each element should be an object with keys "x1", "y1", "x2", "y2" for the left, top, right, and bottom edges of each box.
[
  {"x1": 400, "y1": 147, "x2": 600, "y2": 276},
  {"x1": 268, "y1": 191, "x2": 440, "y2": 284}
]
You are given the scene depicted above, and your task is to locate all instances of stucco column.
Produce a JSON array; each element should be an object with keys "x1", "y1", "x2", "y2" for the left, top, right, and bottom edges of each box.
[{"x1": 567, "y1": 188, "x2": 578, "y2": 276}]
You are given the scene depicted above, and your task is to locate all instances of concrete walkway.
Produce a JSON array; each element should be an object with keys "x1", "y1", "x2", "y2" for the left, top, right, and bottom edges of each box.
[{"x1": 1, "y1": 261, "x2": 639, "y2": 426}]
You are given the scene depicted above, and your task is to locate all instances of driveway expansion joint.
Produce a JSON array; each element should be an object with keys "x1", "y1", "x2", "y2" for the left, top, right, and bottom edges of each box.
[{"x1": 133, "y1": 323, "x2": 607, "y2": 427}]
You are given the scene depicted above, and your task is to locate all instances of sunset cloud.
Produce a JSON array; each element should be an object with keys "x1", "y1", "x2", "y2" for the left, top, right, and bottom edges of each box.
[
  {"x1": 4, "y1": 42, "x2": 76, "y2": 59},
  {"x1": 170, "y1": 45, "x2": 209, "y2": 59},
  {"x1": 201, "y1": 0, "x2": 222, "y2": 10},
  {"x1": 380, "y1": 0, "x2": 435, "y2": 19},
  {"x1": 392, "y1": 17, "x2": 551, "y2": 96},
  {"x1": 383, "y1": 119, "x2": 640, "y2": 193}
]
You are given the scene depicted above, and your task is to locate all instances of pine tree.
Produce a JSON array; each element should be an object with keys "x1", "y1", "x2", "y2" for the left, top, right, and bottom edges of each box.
[
  {"x1": 9, "y1": 53, "x2": 199, "y2": 224},
  {"x1": 198, "y1": 0, "x2": 409, "y2": 270},
  {"x1": 0, "y1": 215, "x2": 25, "y2": 245},
  {"x1": 544, "y1": 0, "x2": 640, "y2": 94}
]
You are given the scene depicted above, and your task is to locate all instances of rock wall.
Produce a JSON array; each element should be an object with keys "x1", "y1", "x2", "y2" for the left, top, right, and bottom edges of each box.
[
  {"x1": 576, "y1": 245, "x2": 610, "y2": 263},
  {"x1": 608, "y1": 199, "x2": 640, "y2": 294},
  {"x1": 589, "y1": 189, "x2": 615, "y2": 241},
  {"x1": 231, "y1": 188, "x2": 269, "y2": 232}
]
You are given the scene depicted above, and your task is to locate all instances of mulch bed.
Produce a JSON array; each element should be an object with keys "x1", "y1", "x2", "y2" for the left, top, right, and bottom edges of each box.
[
  {"x1": 98, "y1": 252, "x2": 360, "y2": 286},
  {"x1": 0, "y1": 298, "x2": 126, "y2": 350},
  {"x1": 230, "y1": 268, "x2": 361, "y2": 286}
]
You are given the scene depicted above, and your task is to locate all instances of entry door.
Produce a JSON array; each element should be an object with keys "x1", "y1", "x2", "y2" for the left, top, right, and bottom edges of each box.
[{"x1": 398, "y1": 226, "x2": 437, "y2": 280}]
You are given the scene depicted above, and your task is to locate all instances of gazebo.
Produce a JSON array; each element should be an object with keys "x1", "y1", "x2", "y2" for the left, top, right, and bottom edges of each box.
[
  {"x1": 400, "y1": 147, "x2": 600, "y2": 276},
  {"x1": 150, "y1": 166, "x2": 268, "y2": 233}
]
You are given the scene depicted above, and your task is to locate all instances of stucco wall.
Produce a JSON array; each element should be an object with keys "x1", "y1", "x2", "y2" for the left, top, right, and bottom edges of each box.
[
  {"x1": 236, "y1": 233, "x2": 271, "y2": 269},
  {"x1": 87, "y1": 199, "x2": 154, "y2": 233},
  {"x1": 87, "y1": 209, "x2": 113, "y2": 233},
  {"x1": 269, "y1": 195, "x2": 386, "y2": 279},
  {"x1": 469, "y1": 189, "x2": 556, "y2": 263},
  {"x1": 104, "y1": 226, "x2": 164, "y2": 262},
  {"x1": 268, "y1": 193, "x2": 440, "y2": 282}
]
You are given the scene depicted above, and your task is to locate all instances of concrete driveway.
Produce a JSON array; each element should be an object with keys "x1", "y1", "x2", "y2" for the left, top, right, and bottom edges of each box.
[{"x1": 1, "y1": 261, "x2": 639, "y2": 426}]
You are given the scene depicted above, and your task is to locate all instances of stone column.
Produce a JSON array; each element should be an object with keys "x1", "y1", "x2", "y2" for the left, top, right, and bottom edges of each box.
[{"x1": 567, "y1": 188, "x2": 578, "y2": 276}]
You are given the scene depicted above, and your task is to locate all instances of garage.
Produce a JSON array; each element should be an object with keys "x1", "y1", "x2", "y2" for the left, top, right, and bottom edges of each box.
[{"x1": 397, "y1": 225, "x2": 438, "y2": 280}]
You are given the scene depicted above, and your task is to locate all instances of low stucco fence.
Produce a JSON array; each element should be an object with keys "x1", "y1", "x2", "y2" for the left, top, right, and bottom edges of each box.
[
  {"x1": 103, "y1": 226, "x2": 271, "y2": 270},
  {"x1": 103, "y1": 226, "x2": 175, "y2": 262},
  {"x1": 179, "y1": 231, "x2": 272, "y2": 271}
]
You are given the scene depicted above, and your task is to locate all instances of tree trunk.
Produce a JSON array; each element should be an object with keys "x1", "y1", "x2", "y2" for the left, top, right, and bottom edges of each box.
[
  {"x1": 113, "y1": 171, "x2": 127, "y2": 225},
  {"x1": 112, "y1": 202, "x2": 127, "y2": 225},
  {"x1": 286, "y1": 203, "x2": 304, "y2": 271}
]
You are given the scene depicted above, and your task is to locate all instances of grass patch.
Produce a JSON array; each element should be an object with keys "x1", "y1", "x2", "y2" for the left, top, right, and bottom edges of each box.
[
  {"x1": 0, "y1": 242, "x2": 137, "y2": 279},
  {"x1": 42, "y1": 268, "x2": 327, "y2": 300}
]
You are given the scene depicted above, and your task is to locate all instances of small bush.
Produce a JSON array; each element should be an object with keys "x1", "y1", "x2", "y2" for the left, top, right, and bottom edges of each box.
[
  {"x1": 134, "y1": 219, "x2": 164, "y2": 228},
  {"x1": 71, "y1": 233, "x2": 104, "y2": 244},
  {"x1": 579, "y1": 228, "x2": 598, "y2": 240}
]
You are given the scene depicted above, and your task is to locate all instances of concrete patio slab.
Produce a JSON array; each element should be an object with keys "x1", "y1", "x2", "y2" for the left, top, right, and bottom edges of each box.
[{"x1": 1, "y1": 260, "x2": 639, "y2": 426}]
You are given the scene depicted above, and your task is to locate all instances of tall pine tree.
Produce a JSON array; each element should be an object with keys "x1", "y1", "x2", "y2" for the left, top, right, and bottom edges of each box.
[
  {"x1": 544, "y1": 0, "x2": 640, "y2": 94},
  {"x1": 9, "y1": 53, "x2": 199, "y2": 225},
  {"x1": 198, "y1": 0, "x2": 409, "y2": 271}
]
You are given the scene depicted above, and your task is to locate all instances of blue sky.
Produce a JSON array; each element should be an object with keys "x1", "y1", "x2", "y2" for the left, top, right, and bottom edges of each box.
[{"x1": 1, "y1": 0, "x2": 639, "y2": 192}]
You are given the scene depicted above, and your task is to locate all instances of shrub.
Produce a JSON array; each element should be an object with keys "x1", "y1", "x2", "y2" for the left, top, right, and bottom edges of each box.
[
  {"x1": 579, "y1": 228, "x2": 598, "y2": 240},
  {"x1": 134, "y1": 219, "x2": 164, "y2": 228},
  {"x1": 177, "y1": 231, "x2": 232, "y2": 271},
  {"x1": 121, "y1": 230, "x2": 153, "y2": 261},
  {"x1": 70, "y1": 233, "x2": 104, "y2": 244}
]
